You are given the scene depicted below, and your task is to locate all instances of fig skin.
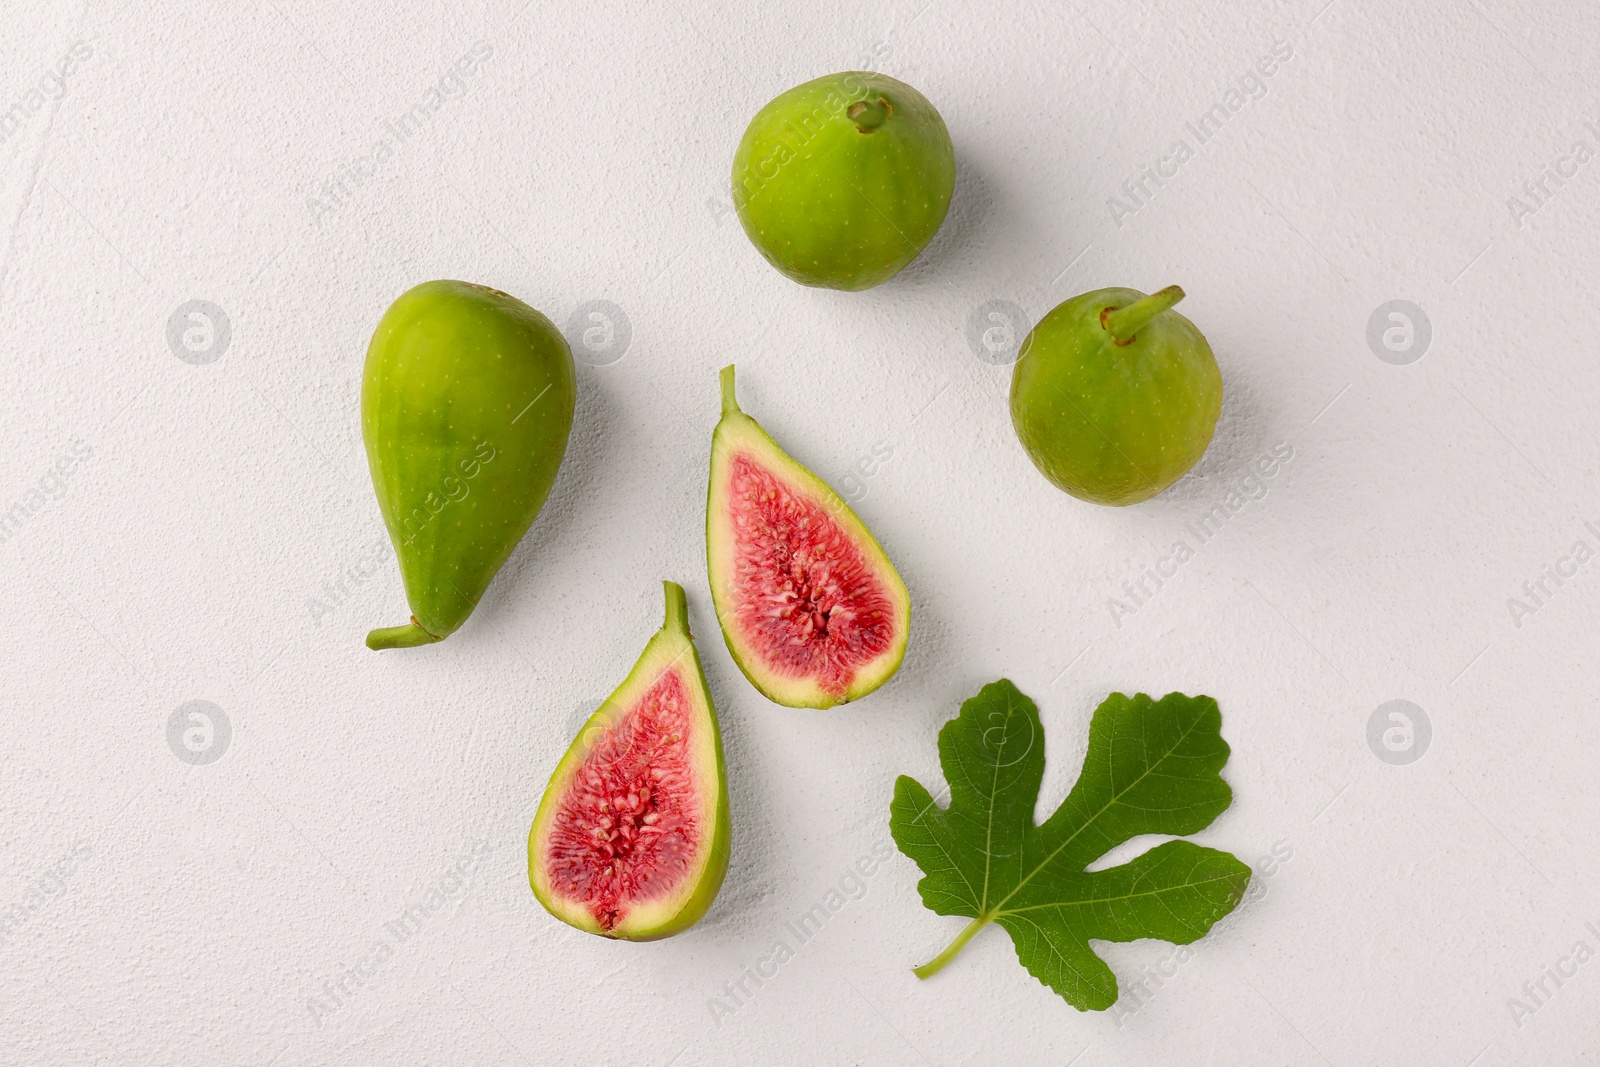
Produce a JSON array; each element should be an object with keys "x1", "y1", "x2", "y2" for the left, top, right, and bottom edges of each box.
[
  {"x1": 1010, "y1": 286, "x2": 1222, "y2": 507},
  {"x1": 732, "y1": 71, "x2": 956, "y2": 291},
  {"x1": 362, "y1": 280, "x2": 575, "y2": 649}
]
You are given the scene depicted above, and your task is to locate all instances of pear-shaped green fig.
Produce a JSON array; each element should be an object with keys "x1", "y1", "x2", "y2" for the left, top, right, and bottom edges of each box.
[
  {"x1": 1010, "y1": 285, "x2": 1222, "y2": 506},
  {"x1": 528, "y1": 582, "x2": 730, "y2": 940},
  {"x1": 362, "y1": 280, "x2": 575, "y2": 649},
  {"x1": 732, "y1": 72, "x2": 956, "y2": 291}
]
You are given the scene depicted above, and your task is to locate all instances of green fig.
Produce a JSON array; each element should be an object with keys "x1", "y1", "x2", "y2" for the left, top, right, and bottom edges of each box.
[
  {"x1": 528, "y1": 582, "x2": 730, "y2": 940},
  {"x1": 362, "y1": 280, "x2": 575, "y2": 649},
  {"x1": 732, "y1": 71, "x2": 956, "y2": 291},
  {"x1": 1010, "y1": 285, "x2": 1222, "y2": 506}
]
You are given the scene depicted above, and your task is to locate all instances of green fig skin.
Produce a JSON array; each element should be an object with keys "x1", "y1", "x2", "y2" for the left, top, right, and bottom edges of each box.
[
  {"x1": 1010, "y1": 286, "x2": 1222, "y2": 507},
  {"x1": 732, "y1": 72, "x2": 956, "y2": 291},
  {"x1": 362, "y1": 280, "x2": 576, "y2": 649}
]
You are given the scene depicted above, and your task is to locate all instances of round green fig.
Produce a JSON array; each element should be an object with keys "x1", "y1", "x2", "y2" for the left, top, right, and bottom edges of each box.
[
  {"x1": 732, "y1": 71, "x2": 956, "y2": 291},
  {"x1": 1010, "y1": 285, "x2": 1222, "y2": 506},
  {"x1": 362, "y1": 280, "x2": 575, "y2": 649}
]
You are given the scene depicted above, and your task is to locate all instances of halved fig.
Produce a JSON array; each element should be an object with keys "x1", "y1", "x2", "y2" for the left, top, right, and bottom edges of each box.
[
  {"x1": 707, "y1": 365, "x2": 911, "y2": 708},
  {"x1": 527, "y1": 582, "x2": 729, "y2": 940}
]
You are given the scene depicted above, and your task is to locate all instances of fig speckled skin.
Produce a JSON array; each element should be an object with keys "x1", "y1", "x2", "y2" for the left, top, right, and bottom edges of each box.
[
  {"x1": 732, "y1": 72, "x2": 956, "y2": 291},
  {"x1": 362, "y1": 280, "x2": 575, "y2": 649},
  {"x1": 1010, "y1": 286, "x2": 1222, "y2": 507}
]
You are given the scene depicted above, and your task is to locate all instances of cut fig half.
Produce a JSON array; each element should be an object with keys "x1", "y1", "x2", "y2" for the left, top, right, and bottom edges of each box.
[
  {"x1": 528, "y1": 582, "x2": 729, "y2": 940},
  {"x1": 707, "y1": 365, "x2": 911, "y2": 708}
]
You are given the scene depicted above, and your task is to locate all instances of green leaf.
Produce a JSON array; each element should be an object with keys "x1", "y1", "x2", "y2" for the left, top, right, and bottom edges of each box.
[{"x1": 889, "y1": 679, "x2": 1251, "y2": 1011}]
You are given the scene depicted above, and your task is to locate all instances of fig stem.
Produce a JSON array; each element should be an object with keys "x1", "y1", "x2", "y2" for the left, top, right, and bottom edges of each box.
[
  {"x1": 1104, "y1": 285, "x2": 1185, "y2": 344},
  {"x1": 366, "y1": 619, "x2": 444, "y2": 650},
  {"x1": 662, "y1": 580, "x2": 689, "y2": 634},
  {"x1": 912, "y1": 914, "x2": 990, "y2": 980},
  {"x1": 847, "y1": 96, "x2": 891, "y2": 132},
  {"x1": 719, "y1": 364, "x2": 741, "y2": 417}
]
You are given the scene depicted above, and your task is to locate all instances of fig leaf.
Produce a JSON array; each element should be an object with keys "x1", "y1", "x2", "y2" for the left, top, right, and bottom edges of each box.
[{"x1": 889, "y1": 680, "x2": 1251, "y2": 1011}]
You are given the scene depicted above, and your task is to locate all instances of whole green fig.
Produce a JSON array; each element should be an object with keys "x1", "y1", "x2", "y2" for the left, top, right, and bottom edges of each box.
[
  {"x1": 732, "y1": 72, "x2": 956, "y2": 291},
  {"x1": 1010, "y1": 285, "x2": 1221, "y2": 506},
  {"x1": 362, "y1": 280, "x2": 575, "y2": 649}
]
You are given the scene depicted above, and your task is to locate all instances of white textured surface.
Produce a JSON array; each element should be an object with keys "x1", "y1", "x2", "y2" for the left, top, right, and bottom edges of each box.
[{"x1": 2, "y1": 0, "x2": 1598, "y2": 1063}]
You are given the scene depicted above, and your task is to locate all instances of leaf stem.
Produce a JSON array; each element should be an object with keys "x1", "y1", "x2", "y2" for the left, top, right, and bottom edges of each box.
[{"x1": 913, "y1": 914, "x2": 991, "y2": 980}]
